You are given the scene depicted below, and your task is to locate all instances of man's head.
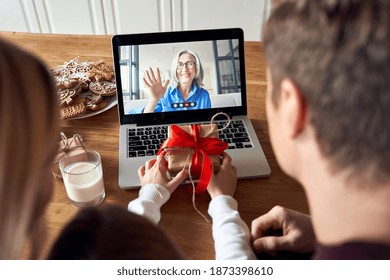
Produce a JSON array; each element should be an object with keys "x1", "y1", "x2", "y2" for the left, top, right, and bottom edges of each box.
[{"x1": 264, "y1": 0, "x2": 390, "y2": 184}]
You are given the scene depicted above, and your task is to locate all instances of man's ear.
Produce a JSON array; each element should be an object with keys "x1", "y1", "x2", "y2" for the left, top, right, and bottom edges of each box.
[{"x1": 280, "y1": 79, "x2": 307, "y2": 138}]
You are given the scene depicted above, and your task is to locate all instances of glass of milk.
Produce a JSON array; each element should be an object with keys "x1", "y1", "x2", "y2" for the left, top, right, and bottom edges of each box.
[{"x1": 59, "y1": 149, "x2": 105, "y2": 207}]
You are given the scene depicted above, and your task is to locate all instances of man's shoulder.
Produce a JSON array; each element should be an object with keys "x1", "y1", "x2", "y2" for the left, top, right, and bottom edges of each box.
[{"x1": 314, "y1": 241, "x2": 390, "y2": 260}]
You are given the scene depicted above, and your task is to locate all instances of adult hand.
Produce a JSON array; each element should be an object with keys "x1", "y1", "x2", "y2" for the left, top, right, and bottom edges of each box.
[
  {"x1": 251, "y1": 206, "x2": 315, "y2": 254},
  {"x1": 207, "y1": 153, "x2": 237, "y2": 199},
  {"x1": 143, "y1": 67, "x2": 169, "y2": 101},
  {"x1": 138, "y1": 153, "x2": 188, "y2": 194}
]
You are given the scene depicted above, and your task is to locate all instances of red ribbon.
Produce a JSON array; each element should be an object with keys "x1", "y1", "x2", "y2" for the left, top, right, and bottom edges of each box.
[{"x1": 158, "y1": 124, "x2": 228, "y2": 193}]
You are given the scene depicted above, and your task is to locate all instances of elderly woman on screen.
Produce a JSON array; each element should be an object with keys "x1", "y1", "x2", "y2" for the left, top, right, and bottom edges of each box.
[{"x1": 143, "y1": 50, "x2": 211, "y2": 113}]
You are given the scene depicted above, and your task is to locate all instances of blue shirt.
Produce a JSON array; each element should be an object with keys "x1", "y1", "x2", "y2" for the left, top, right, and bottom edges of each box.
[
  {"x1": 127, "y1": 84, "x2": 211, "y2": 114},
  {"x1": 153, "y1": 84, "x2": 211, "y2": 112}
]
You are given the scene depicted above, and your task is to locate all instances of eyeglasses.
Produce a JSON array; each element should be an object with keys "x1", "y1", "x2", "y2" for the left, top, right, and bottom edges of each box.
[{"x1": 177, "y1": 61, "x2": 195, "y2": 70}]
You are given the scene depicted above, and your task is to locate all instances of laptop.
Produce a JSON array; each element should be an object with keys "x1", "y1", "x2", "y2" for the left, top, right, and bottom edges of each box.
[{"x1": 112, "y1": 28, "x2": 271, "y2": 189}]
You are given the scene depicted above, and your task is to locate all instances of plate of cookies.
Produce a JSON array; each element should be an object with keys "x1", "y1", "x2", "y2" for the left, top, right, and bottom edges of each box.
[{"x1": 51, "y1": 58, "x2": 117, "y2": 120}]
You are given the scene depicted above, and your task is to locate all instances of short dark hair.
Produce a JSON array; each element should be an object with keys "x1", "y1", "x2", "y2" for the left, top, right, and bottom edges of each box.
[
  {"x1": 48, "y1": 204, "x2": 185, "y2": 259},
  {"x1": 264, "y1": 0, "x2": 390, "y2": 183}
]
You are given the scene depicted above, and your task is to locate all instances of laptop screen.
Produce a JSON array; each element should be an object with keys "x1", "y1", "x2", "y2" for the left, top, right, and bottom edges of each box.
[{"x1": 112, "y1": 28, "x2": 247, "y2": 125}]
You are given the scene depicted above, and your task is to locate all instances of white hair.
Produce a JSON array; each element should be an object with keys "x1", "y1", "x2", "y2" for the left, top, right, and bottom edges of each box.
[{"x1": 169, "y1": 50, "x2": 204, "y2": 88}]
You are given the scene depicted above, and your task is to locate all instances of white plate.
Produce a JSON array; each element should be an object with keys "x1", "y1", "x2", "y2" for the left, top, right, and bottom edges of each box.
[{"x1": 67, "y1": 96, "x2": 117, "y2": 120}]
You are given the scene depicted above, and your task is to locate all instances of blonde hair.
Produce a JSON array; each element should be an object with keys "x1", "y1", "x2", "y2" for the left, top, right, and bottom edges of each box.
[{"x1": 0, "y1": 38, "x2": 59, "y2": 259}]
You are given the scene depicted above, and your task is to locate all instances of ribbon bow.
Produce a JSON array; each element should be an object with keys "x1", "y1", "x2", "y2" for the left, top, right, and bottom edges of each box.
[
  {"x1": 158, "y1": 124, "x2": 228, "y2": 193},
  {"x1": 52, "y1": 133, "x2": 85, "y2": 178}
]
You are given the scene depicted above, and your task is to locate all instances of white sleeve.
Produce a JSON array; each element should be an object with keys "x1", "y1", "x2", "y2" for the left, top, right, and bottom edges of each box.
[
  {"x1": 208, "y1": 195, "x2": 257, "y2": 260},
  {"x1": 127, "y1": 183, "x2": 171, "y2": 225}
]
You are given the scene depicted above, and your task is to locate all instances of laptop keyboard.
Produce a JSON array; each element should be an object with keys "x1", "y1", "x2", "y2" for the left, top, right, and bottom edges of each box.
[
  {"x1": 128, "y1": 126, "x2": 168, "y2": 157},
  {"x1": 127, "y1": 120, "x2": 253, "y2": 158},
  {"x1": 217, "y1": 120, "x2": 253, "y2": 150}
]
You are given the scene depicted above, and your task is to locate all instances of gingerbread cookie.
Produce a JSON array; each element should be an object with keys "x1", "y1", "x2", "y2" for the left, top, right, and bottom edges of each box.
[
  {"x1": 53, "y1": 58, "x2": 92, "y2": 83},
  {"x1": 59, "y1": 100, "x2": 87, "y2": 119},
  {"x1": 78, "y1": 91, "x2": 103, "y2": 110},
  {"x1": 71, "y1": 64, "x2": 92, "y2": 82},
  {"x1": 89, "y1": 80, "x2": 116, "y2": 96},
  {"x1": 58, "y1": 81, "x2": 88, "y2": 106},
  {"x1": 87, "y1": 98, "x2": 107, "y2": 111},
  {"x1": 54, "y1": 76, "x2": 80, "y2": 91},
  {"x1": 87, "y1": 61, "x2": 115, "y2": 81},
  {"x1": 58, "y1": 88, "x2": 78, "y2": 106}
]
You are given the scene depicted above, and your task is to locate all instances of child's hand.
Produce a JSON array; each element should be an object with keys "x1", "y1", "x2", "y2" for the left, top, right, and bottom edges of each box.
[
  {"x1": 207, "y1": 153, "x2": 237, "y2": 199},
  {"x1": 138, "y1": 153, "x2": 188, "y2": 194}
]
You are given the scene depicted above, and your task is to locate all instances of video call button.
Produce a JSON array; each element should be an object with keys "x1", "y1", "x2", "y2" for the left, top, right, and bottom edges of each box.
[{"x1": 171, "y1": 102, "x2": 197, "y2": 109}]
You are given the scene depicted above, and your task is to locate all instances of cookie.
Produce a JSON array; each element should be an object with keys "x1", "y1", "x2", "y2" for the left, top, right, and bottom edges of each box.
[
  {"x1": 78, "y1": 91, "x2": 103, "y2": 110},
  {"x1": 71, "y1": 64, "x2": 92, "y2": 82},
  {"x1": 58, "y1": 88, "x2": 78, "y2": 106},
  {"x1": 57, "y1": 81, "x2": 88, "y2": 106},
  {"x1": 54, "y1": 76, "x2": 80, "y2": 91},
  {"x1": 87, "y1": 61, "x2": 115, "y2": 81},
  {"x1": 64, "y1": 58, "x2": 80, "y2": 69},
  {"x1": 59, "y1": 100, "x2": 87, "y2": 119},
  {"x1": 53, "y1": 58, "x2": 92, "y2": 83},
  {"x1": 89, "y1": 80, "x2": 116, "y2": 96},
  {"x1": 87, "y1": 98, "x2": 107, "y2": 111}
]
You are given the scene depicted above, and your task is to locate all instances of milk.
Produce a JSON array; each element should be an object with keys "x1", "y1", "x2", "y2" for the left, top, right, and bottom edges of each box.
[{"x1": 63, "y1": 161, "x2": 105, "y2": 203}]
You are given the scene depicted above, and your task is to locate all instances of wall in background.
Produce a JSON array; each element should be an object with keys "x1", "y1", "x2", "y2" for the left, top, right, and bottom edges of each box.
[{"x1": 0, "y1": 0, "x2": 270, "y2": 41}]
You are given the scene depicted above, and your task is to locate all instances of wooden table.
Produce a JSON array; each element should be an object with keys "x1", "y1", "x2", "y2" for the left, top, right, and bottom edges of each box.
[{"x1": 1, "y1": 32, "x2": 309, "y2": 260}]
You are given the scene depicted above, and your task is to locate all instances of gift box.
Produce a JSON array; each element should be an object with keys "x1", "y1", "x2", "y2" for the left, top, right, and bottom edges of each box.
[
  {"x1": 159, "y1": 123, "x2": 228, "y2": 193},
  {"x1": 167, "y1": 124, "x2": 220, "y2": 175}
]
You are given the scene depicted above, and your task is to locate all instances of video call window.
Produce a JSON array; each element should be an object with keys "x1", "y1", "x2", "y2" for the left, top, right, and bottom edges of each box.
[{"x1": 118, "y1": 39, "x2": 242, "y2": 115}]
